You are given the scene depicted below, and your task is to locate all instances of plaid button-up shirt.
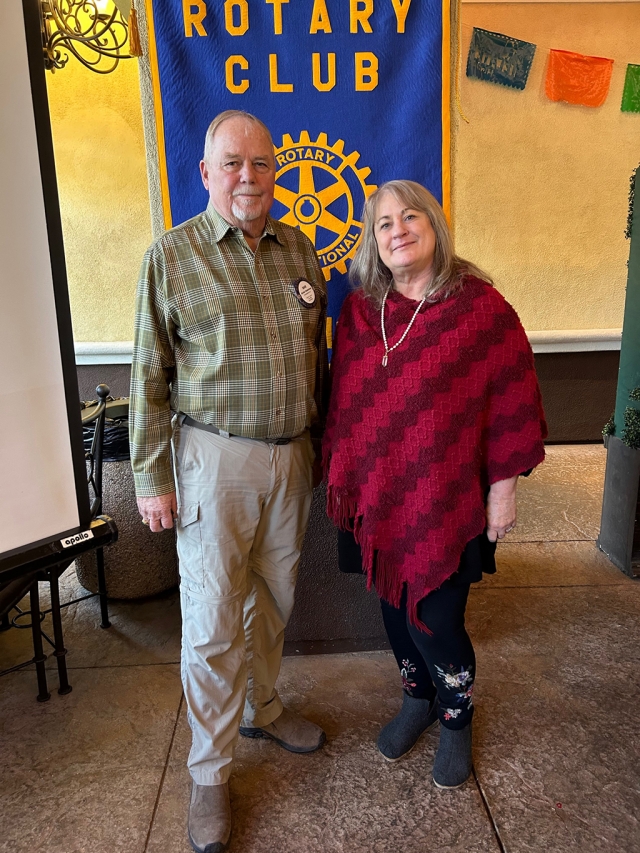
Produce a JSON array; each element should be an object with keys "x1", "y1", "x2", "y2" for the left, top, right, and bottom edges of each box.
[{"x1": 130, "y1": 205, "x2": 329, "y2": 497}]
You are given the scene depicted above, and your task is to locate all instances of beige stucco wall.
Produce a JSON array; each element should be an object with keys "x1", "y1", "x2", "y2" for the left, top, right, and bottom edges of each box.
[
  {"x1": 453, "y1": 2, "x2": 640, "y2": 331},
  {"x1": 47, "y1": 56, "x2": 151, "y2": 342},
  {"x1": 47, "y1": 2, "x2": 639, "y2": 342}
]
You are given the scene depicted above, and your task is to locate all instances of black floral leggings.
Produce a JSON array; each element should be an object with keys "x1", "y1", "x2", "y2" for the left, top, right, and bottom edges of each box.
[{"x1": 380, "y1": 580, "x2": 475, "y2": 730}]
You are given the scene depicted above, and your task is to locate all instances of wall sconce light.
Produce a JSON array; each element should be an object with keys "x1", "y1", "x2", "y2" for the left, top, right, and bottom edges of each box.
[{"x1": 40, "y1": 0, "x2": 141, "y2": 75}]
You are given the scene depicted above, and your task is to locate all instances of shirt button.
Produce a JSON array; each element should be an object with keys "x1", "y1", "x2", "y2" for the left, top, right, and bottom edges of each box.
[
  {"x1": 277, "y1": 371, "x2": 282, "y2": 378},
  {"x1": 270, "y1": 331, "x2": 277, "y2": 341},
  {"x1": 275, "y1": 409, "x2": 282, "y2": 416}
]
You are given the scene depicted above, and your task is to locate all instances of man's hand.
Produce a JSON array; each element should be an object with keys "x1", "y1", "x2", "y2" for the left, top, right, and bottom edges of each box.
[
  {"x1": 137, "y1": 492, "x2": 178, "y2": 533},
  {"x1": 486, "y1": 476, "x2": 518, "y2": 542}
]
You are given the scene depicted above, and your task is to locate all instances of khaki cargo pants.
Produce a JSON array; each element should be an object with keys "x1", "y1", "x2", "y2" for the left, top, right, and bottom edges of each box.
[{"x1": 173, "y1": 420, "x2": 314, "y2": 785}]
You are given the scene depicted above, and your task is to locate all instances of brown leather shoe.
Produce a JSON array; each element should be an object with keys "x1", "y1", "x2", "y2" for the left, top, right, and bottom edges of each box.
[
  {"x1": 239, "y1": 706, "x2": 326, "y2": 753},
  {"x1": 188, "y1": 781, "x2": 231, "y2": 853}
]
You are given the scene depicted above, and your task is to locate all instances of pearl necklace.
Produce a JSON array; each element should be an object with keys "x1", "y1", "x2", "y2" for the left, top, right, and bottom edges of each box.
[{"x1": 380, "y1": 284, "x2": 427, "y2": 367}]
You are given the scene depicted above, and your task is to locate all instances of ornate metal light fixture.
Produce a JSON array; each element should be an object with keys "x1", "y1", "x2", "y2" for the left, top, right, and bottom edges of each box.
[{"x1": 40, "y1": 0, "x2": 136, "y2": 74}]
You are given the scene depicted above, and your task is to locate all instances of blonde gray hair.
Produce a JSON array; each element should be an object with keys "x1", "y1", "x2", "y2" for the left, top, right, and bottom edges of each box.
[
  {"x1": 349, "y1": 180, "x2": 492, "y2": 306},
  {"x1": 203, "y1": 110, "x2": 274, "y2": 163}
]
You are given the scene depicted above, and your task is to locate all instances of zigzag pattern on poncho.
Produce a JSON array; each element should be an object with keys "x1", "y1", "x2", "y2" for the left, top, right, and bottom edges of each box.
[{"x1": 323, "y1": 277, "x2": 547, "y2": 629}]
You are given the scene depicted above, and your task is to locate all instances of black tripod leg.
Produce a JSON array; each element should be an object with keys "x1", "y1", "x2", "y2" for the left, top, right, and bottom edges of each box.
[
  {"x1": 49, "y1": 570, "x2": 72, "y2": 695},
  {"x1": 29, "y1": 584, "x2": 50, "y2": 702},
  {"x1": 95, "y1": 547, "x2": 111, "y2": 629}
]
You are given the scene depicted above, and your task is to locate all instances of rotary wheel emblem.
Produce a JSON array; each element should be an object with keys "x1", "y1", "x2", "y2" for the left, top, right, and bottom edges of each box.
[{"x1": 272, "y1": 131, "x2": 377, "y2": 281}]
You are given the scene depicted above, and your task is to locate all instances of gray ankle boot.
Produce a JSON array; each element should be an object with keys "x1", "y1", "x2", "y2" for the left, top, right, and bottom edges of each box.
[
  {"x1": 377, "y1": 693, "x2": 439, "y2": 762},
  {"x1": 432, "y1": 722, "x2": 473, "y2": 788}
]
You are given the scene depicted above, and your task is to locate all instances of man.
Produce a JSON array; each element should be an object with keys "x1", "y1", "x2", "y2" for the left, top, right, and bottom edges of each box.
[{"x1": 129, "y1": 110, "x2": 329, "y2": 853}]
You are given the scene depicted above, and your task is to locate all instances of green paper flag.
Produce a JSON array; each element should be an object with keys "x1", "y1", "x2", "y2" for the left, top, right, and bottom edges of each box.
[{"x1": 621, "y1": 64, "x2": 640, "y2": 113}]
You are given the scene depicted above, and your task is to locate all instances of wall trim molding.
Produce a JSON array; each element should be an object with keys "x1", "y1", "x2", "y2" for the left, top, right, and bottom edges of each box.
[
  {"x1": 75, "y1": 341, "x2": 134, "y2": 364},
  {"x1": 75, "y1": 329, "x2": 623, "y2": 364},
  {"x1": 528, "y1": 329, "x2": 622, "y2": 354}
]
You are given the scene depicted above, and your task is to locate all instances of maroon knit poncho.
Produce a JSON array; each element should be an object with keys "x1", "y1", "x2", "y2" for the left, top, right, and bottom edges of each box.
[{"x1": 323, "y1": 277, "x2": 547, "y2": 628}]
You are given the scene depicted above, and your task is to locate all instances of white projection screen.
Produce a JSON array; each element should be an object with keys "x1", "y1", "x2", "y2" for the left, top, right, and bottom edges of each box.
[{"x1": 0, "y1": 0, "x2": 90, "y2": 562}]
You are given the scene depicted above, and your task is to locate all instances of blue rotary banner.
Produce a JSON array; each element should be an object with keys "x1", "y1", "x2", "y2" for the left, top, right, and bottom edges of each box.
[{"x1": 146, "y1": 0, "x2": 450, "y2": 334}]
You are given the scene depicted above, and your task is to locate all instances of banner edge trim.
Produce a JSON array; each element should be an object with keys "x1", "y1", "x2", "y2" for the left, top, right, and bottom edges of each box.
[
  {"x1": 442, "y1": 0, "x2": 452, "y2": 222},
  {"x1": 145, "y1": 0, "x2": 172, "y2": 230}
]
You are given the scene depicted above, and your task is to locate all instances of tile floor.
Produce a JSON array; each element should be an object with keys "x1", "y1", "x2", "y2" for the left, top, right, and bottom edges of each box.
[{"x1": 1, "y1": 445, "x2": 639, "y2": 853}]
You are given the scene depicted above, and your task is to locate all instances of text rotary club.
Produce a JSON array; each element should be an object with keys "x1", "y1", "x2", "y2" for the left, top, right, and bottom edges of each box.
[{"x1": 182, "y1": 0, "x2": 414, "y2": 93}]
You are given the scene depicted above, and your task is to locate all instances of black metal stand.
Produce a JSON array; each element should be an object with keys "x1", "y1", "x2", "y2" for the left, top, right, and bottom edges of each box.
[
  {"x1": 84, "y1": 384, "x2": 111, "y2": 629},
  {"x1": 48, "y1": 567, "x2": 71, "y2": 695},
  {"x1": 1, "y1": 384, "x2": 118, "y2": 700},
  {"x1": 95, "y1": 547, "x2": 111, "y2": 630},
  {"x1": 0, "y1": 516, "x2": 118, "y2": 699},
  {"x1": 29, "y1": 583, "x2": 51, "y2": 703}
]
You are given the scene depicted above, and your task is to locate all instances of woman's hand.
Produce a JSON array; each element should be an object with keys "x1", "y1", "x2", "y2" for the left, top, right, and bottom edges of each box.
[{"x1": 486, "y1": 476, "x2": 518, "y2": 542}]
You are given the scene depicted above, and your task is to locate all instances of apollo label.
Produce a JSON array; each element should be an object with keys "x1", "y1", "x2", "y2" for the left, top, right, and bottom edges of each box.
[{"x1": 61, "y1": 530, "x2": 94, "y2": 549}]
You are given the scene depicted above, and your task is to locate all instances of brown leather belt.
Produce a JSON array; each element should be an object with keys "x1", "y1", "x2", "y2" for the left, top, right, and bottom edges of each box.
[{"x1": 180, "y1": 414, "x2": 293, "y2": 445}]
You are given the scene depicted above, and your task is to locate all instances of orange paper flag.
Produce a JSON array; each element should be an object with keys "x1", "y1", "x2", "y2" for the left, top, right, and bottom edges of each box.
[{"x1": 545, "y1": 49, "x2": 614, "y2": 108}]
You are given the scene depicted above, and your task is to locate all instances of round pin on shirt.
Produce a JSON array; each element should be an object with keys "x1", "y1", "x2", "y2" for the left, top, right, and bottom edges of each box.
[{"x1": 293, "y1": 278, "x2": 316, "y2": 308}]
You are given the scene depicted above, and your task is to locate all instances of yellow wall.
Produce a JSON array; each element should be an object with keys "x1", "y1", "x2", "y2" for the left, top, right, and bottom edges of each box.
[
  {"x1": 47, "y1": 2, "x2": 639, "y2": 341},
  {"x1": 453, "y1": 2, "x2": 640, "y2": 331},
  {"x1": 47, "y1": 56, "x2": 151, "y2": 342}
]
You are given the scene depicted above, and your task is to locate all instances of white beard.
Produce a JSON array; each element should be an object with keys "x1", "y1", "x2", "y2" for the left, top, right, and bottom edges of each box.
[{"x1": 231, "y1": 196, "x2": 263, "y2": 223}]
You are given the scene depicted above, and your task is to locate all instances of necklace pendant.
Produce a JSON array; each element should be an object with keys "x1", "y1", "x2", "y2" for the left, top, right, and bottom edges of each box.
[{"x1": 382, "y1": 353, "x2": 388, "y2": 367}]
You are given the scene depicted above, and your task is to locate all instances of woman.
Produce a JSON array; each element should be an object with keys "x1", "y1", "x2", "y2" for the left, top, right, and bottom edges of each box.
[{"x1": 323, "y1": 180, "x2": 546, "y2": 789}]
